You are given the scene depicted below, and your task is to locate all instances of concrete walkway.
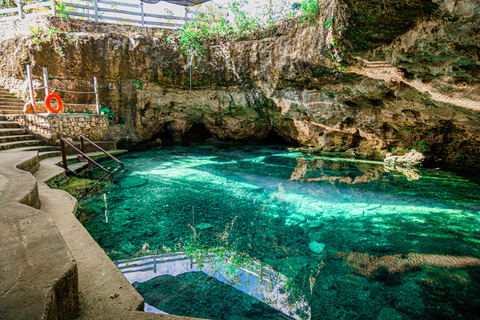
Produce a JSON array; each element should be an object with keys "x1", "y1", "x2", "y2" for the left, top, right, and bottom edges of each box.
[{"x1": 0, "y1": 150, "x2": 200, "y2": 320}]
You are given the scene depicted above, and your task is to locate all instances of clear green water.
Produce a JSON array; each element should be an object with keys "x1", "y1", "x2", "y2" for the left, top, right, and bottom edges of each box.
[{"x1": 83, "y1": 144, "x2": 480, "y2": 320}]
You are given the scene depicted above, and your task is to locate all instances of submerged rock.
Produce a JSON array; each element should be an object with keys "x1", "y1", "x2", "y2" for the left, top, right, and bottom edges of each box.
[
  {"x1": 134, "y1": 272, "x2": 293, "y2": 320},
  {"x1": 309, "y1": 241, "x2": 326, "y2": 254},
  {"x1": 195, "y1": 222, "x2": 212, "y2": 230},
  {"x1": 120, "y1": 177, "x2": 148, "y2": 188},
  {"x1": 377, "y1": 307, "x2": 403, "y2": 320}
]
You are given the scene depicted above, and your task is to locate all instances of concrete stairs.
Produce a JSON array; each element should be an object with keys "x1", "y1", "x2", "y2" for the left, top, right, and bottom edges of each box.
[
  {"x1": 0, "y1": 87, "x2": 24, "y2": 115},
  {"x1": 0, "y1": 87, "x2": 61, "y2": 158}
]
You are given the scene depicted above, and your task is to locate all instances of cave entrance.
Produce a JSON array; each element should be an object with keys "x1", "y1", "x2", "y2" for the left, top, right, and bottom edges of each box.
[
  {"x1": 262, "y1": 130, "x2": 299, "y2": 146},
  {"x1": 185, "y1": 123, "x2": 211, "y2": 142},
  {"x1": 147, "y1": 123, "x2": 211, "y2": 147}
]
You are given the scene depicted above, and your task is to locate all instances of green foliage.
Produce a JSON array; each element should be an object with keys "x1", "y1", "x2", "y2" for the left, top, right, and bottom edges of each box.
[
  {"x1": 46, "y1": 29, "x2": 58, "y2": 39},
  {"x1": 299, "y1": 0, "x2": 322, "y2": 23},
  {"x1": 100, "y1": 106, "x2": 115, "y2": 124},
  {"x1": 131, "y1": 80, "x2": 144, "y2": 90},
  {"x1": 178, "y1": 0, "x2": 326, "y2": 67},
  {"x1": 30, "y1": 26, "x2": 41, "y2": 44},
  {"x1": 413, "y1": 139, "x2": 428, "y2": 152}
]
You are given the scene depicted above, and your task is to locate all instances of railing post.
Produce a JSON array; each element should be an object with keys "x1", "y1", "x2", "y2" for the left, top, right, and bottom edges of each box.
[
  {"x1": 140, "y1": 2, "x2": 144, "y2": 27},
  {"x1": 16, "y1": 0, "x2": 24, "y2": 19},
  {"x1": 93, "y1": 77, "x2": 100, "y2": 114},
  {"x1": 52, "y1": 0, "x2": 56, "y2": 17},
  {"x1": 87, "y1": 160, "x2": 93, "y2": 176},
  {"x1": 60, "y1": 140, "x2": 68, "y2": 170},
  {"x1": 184, "y1": 6, "x2": 188, "y2": 26},
  {"x1": 80, "y1": 136, "x2": 85, "y2": 154},
  {"x1": 94, "y1": 0, "x2": 99, "y2": 22},
  {"x1": 42, "y1": 67, "x2": 49, "y2": 101},
  {"x1": 26, "y1": 65, "x2": 36, "y2": 114}
]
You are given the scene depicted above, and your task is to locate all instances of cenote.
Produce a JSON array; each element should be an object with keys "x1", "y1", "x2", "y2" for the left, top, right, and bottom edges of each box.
[{"x1": 81, "y1": 144, "x2": 480, "y2": 320}]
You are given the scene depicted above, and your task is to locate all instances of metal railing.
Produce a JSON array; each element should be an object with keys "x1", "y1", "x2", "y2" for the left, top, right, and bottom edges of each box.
[
  {"x1": 0, "y1": 0, "x2": 221, "y2": 29},
  {"x1": 59, "y1": 136, "x2": 123, "y2": 174},
  {"x1": 79, "y1": 135, "x2": 123, "y2": 169},
  {"x1": 115, "y1": 252, "x2": 216, "y2": 274}
]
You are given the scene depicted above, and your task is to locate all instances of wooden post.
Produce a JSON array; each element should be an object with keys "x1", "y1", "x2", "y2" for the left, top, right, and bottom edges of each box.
[
  {"x1": 26, "y1": 65, "x2": 35, "y2": 114},
  {"x1": 15, "y1": 0, "x2": 23, "y2": 19},
  {"x1": 184, "y1": 6, "x2": 188, "y2": 26},
  {"x1": 140, "y1": 2, "x2": 144, "y2": 27},
  {"x1": 80, "y1": 136, "x2": 85, "y2": 154},
  {"x1": 94, "y1": 0, "x2": 98, "y2": 22},
  {"x1": 42, "y1": 67, "x2": 49, "y2": 101},
  {"x1": 60, "y1": 140, "x2": 68, "y2": 170},
  {"x1": 93, "y1": 77, "x2": 100, "y2": 114}
]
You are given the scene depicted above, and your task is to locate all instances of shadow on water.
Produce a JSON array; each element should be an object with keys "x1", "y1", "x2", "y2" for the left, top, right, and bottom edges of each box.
[{"x1": 80, "y1": 144, "x2": 480, "y2": 320}]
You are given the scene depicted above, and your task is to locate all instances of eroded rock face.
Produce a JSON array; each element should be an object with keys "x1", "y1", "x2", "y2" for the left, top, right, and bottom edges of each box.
[{"x1": 0, "y1": 0, "x2": 479, "y2": 169}]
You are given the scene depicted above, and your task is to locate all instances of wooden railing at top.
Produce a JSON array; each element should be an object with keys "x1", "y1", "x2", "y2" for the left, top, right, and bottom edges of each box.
[{"x1": 0, "y1": 0, "x2": 226, "y2": 29}]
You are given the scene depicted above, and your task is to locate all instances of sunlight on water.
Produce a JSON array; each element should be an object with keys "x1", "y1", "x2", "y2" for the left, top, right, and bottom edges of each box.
[{"x1": 82, "y1": 144, "x2": 480, "y2": 320}]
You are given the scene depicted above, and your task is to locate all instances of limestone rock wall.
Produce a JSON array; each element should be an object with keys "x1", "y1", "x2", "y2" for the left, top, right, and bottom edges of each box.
[{"x1": 0, "y1": 0, "x2": 479, "y2": 169}]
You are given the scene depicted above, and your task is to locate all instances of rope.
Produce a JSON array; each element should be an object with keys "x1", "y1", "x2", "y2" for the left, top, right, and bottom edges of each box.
[
  {"x1": 50, "y1": 88, "x2": 96, "y2": 94},
  {"x1": 33, "y1": 87, "x2": 95, "y2": 94}
]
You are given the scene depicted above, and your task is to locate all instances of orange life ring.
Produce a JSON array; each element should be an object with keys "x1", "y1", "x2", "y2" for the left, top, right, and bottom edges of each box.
[{"x1": 45, "y1": 92, "x2": 63, "y2": 114}]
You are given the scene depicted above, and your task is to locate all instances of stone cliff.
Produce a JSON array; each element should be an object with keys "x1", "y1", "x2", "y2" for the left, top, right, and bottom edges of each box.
[{"x1": 0, "y1": 0, "x2": 479, "y2": 169}]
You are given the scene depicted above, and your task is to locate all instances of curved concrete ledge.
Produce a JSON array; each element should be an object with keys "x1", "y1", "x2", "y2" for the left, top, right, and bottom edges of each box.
[{"x1": 0, "y1": 152, "x2": 78, "y2": 320}]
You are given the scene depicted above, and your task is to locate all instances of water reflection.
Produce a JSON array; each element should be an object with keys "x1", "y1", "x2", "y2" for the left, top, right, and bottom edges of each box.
[{"x1": 116, "y1": 250, "x2": 310, "y2": 320}]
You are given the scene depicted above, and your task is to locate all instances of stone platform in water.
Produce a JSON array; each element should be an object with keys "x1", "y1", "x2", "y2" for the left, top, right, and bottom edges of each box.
[{"x1": 134, "y1": 271, "x2": 293, "y2": 320}]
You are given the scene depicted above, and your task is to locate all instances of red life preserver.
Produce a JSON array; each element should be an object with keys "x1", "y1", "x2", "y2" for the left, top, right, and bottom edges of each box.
[{"x1": 45, "y1": 91, "x2": 63, "y2": 114}]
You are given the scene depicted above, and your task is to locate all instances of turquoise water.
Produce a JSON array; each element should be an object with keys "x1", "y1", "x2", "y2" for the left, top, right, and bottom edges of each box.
[{"x1": 83, "y1": 144, "x2": 480, "y2": 320}]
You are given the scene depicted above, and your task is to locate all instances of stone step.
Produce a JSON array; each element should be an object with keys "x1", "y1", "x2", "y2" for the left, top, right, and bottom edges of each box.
[
  {"x1": 0, "y1": 134, "x2": 35, "y2": 143},
  {"x1": 0, "y1": 121, "x2": 19, "y2": 129},
  {"x1": 0, "y1": 110, "x2": 23, "y2": 115},
  {"x1": 0, "y1": 94, "x2": 17, "y2": 98},
  {"x1": 0, "y1": 94, "x2": 22, "y2": 98},
  {"x1": 0, "y1": 140, "x2": 42, "y2": 151},
  {"x1": 0, "y1": 101, "x2": 25, "y2": 106},
  {"x1": 67, "y1": 161, "x2": 89, "y2": 172},
  {"x1": 39, "y1": 150, "x2": 62, "y2": 161},
  {"x1": 0, "y1": 128, "x2": 27, "y2": 136},
  {"x1": 0, "y1": 105, "x2": 24, "y2": 110},
  {"x1": 3, "y1": 145, "x2": 60, "y2": 153},
  {"x1": 0, "y1": 97, "x2": 23, "y2": 102}
]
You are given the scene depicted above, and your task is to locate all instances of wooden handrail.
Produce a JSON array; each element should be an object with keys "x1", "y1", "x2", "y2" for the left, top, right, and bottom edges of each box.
[
  {"x1": 79, "y1": 135, "x2": 124, "y2": 169},
  {"x1": 60, "y1": 138, "x2": 111, "y2": 174}
]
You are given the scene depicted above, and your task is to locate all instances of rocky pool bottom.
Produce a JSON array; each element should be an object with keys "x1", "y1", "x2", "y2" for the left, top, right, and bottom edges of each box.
[{"x1": 80, "y1": 144, "x2": 480, "y2": 320}]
